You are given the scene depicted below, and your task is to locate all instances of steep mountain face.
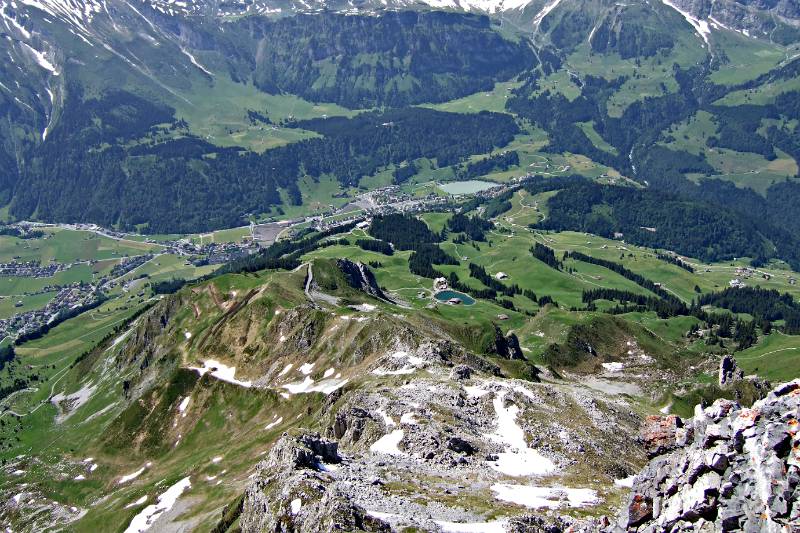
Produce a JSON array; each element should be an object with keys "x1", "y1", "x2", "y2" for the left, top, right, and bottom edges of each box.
[
  {"x1": 240, "y1": 11, "x2": 537, "y2": 108},
  {"x1": 0, "y1": 0, "x2": 798, "y2": 234},
  {"x1": 666, "y1": 0, "x2": 800, "y2": 43}
]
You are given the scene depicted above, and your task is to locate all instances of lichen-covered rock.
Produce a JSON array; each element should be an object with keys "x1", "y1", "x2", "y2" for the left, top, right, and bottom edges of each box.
[
  {"x1": 640, "y1": 414, "x2": 683, "y2": 458},
  {"x1": 616, "y1": 380, "x2": 800, "y2": 532}
]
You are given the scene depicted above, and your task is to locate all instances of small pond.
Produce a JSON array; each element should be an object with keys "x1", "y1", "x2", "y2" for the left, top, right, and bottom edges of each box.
[{"x1": 433, "y1": 290, "x2": 476, "y2": 306}]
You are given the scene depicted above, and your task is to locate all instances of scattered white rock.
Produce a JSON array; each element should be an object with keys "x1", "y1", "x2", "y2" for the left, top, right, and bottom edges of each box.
[
  {"x1": 51, "y1": 383, "x2": 97, "y2": 422},
  {"x1": 371, "y1": 367, "x2": 415, "y2": 376}
]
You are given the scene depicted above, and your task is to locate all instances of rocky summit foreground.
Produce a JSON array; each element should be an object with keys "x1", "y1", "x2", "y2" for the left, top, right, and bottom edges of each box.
[
  {"x1": 236, "y1": 380, "x2": 800, "y2": 532},
  {"x1": 616, "y1": 381, "x2": 800, "y2": 533}
]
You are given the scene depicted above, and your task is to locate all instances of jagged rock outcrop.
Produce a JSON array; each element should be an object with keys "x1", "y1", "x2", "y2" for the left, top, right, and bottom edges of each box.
[
  {"x1": 240, "y1": 431, "x2": 389, "y2": 533},
  {"x1": 336, "y1": 259, "x2": 390, "y2": 302},
  {"x1": 719, "y1": 354, "x2": 744, "y2": 387},
  {"x1": 616, "y1": 380, "x2": 800, "y2": 532},
  {"x1": 490, "y1": 324, "x2": 525, "y2": 360}
]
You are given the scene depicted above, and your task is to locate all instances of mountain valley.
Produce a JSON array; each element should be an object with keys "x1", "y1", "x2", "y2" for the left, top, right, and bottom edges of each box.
[{"x1": 0, "y1": 0, "x2": 799, "y2": 530}]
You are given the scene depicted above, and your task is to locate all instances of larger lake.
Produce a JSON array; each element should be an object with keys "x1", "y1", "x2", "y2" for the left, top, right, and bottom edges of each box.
[{"x1": 438, "y1": 180, "x2": 501, "y2": 195}]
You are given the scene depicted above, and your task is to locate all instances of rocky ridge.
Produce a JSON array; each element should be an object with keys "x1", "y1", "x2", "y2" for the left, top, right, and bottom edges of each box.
[{"x1": 616, "y1": 380, "x2": 800, "y2": 532}]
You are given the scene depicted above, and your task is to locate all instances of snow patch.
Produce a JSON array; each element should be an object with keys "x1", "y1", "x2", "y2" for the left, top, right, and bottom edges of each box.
[
  {"x1": 370, "y1": 429, "x2": 405, "y2": 456},
  {"x1": 265, "y1": 416, "x2": 283, "y2": 430},
  {"x1": 614, "y1": 475, "x2": 636, "y2": 488},
  {"x1": 125, "y1": 496, "x2": 148, "y2": 509},
  {"x1": 124, "y1": 476, "x2": 191, "y2": 533},
  {"x1": 290, "y1": 498, "x2": 302, "y2": 515},
  {"x1": 533, "y1": 0, "x2": 562, "y2": 27},
  {"x1": 601, "y1": 362, "x2": 624, "y2": 372},
  {"x1": 435, "y1": 520, "x2": 509, "y2": 533},
  {"x1": 376, "y1": 408, "x2": 396, "y2": 427},
  {"x1": 299, "y1": 363, "x2": 314, "y2": 375},
  {"x1": 280, "y1": 375, "x2": 349, "y2": 394},
  {"x1": 21, "y1": 42, "x2": 59, "y2": 74},
  {"x1": 189, "y1": 359, "x2": 252, "y2": 388},
  {"x1": 400, "y1": 412, "x2": 418, "y2": 425},
  {"x1": 278, "y1": 363, "x2": 293, "y2": 376},
  {"x1": 177, "y1": 396, "x2": 190, "y2": 416},
  {"x1": 180, "y1": 48, "x2": 213, "y2": 76},
  {"x1": 485, "y1": 392, "x2": 556, "y2": 477},
  {"x1": 118, "y1": 464, "x2": 149, "y2": 484},
  {"x1": 491, "y1": 483, "x2": 598, "y2": 509},
  {"x1": 660, "y1": 0, "x2": 710, "y2": 45}
]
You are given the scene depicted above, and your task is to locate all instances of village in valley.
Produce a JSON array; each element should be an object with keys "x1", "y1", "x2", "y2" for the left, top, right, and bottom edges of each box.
[{"x1": 0, "y1": 181, "x2": 508, "y2": 344}]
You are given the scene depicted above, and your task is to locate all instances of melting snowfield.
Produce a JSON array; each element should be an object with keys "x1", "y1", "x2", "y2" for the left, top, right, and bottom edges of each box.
[
  {"x1": 485, "y1": 392, "x2": 556, "y2": 477},
  {"x1": 490, "y1": 483, "x2": 598, "y2": 509},
  {"x1": 370, "y1": 429, "x2": 406, "y2": 456},
  {"x1": 435, "y1": 520, "x2": 509, "y2": 533},
  {"x1": 601, "y1": 362, "x2": 624, "y2": 372},
  {"x1": 118, "y1": 462, "x2": 151, "y2": 484},
  {"x1": 124, "y1": 476, "x2": 191, "y2": 533},
  {"x1": 177, "y1": 396, "x2": 190, "y2": 416},
  {"x1": 265, "y1": 416, "x2": 283, "y2": 430},
  {"x1": 282, "y1": 376, "x2": 348, "y2": 395},
  {"x1": 189, "y1": 359, "x2": 252, "y2": 388},
  {"x1": 660, "y1": 0, "x2": 711, "y2": 44}
]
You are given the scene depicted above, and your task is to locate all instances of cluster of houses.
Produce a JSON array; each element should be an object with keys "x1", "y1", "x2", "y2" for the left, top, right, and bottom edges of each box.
[
  {"x1": 0, "y1": 261, "x2": 69, "y2": 278},
  {"x1": 163, "y1": 240, "x2": 259, "y2": 265},
  {"x1": 109, "y1": 254, "x2": 154, "y2": 278},
  {"x1": 0, "y1": 283, "x2": 102, "y2": 340}
]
